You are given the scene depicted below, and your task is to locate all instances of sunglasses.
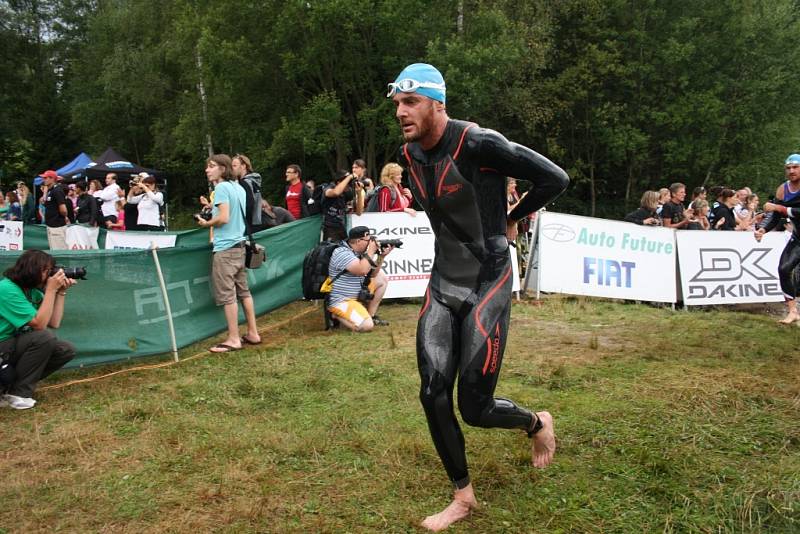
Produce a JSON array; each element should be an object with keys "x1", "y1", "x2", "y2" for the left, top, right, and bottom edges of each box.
[{"x1": 387, "y1": 79, "x2": 446, "y2": 98}]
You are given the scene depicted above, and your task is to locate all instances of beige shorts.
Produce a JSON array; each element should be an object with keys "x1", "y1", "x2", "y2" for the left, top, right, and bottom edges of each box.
[
  {"x1": 211, "y1": 246, "x2": 250, "y2": 305},
  {"x1": 46, "y1": 226, "x2": 68, "y2": 250}
]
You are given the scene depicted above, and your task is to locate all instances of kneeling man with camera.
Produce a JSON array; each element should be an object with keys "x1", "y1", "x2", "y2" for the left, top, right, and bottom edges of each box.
[
  {"x1": 0, "y1": 250, "x2": 77, "y2": 410},
  {"x1": 327, "y1": 226, "x2": 395, "y2": 332}
]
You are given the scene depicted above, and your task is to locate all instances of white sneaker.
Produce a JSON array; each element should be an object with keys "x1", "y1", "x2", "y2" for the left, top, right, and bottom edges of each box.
[{"x1": 1, "y1": 394, "x2": 36, "y2": 410}]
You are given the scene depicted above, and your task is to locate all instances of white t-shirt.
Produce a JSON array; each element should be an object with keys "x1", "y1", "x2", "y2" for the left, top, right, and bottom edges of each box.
[
  {"x1": 94, "y1": 183, "x2": 121, "y2": 217},
  {"x1": 127, "y1": 190, "x2": 164, "y2": 227}
]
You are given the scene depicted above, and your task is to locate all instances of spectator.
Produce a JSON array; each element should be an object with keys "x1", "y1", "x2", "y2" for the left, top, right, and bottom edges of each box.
[
  {"x1": 0, "y1": 250, "x2": 76, "y2": 410},
  {"x1": 660, "y1": 182, "x2": 690, "y2": 229},
  {"x1": 507, "y1": 177, "x2": 531, "y2": 235},
  {"x1": 108, "y1": 200, "x2": 126, "y2": 231},
  {"x1": 352, "y1": 159, "x2": 374, "y2": 195},
  {"x1": 37, "y1": 185, "x2": 47, "y2": 224},
  {"x1": 88, "y1": 179, "x2": 103, "y2": 195},
  {"x1": 711, "y1": 188, "x2": 737, "y2": 230},
  {"x1": 736, "y1": 194, "x2": 761, "y2": 231},
  {"x1": 690, "y1": 186, "x2": 707, "y2": 205},
  {"x1": 284, "y1": 164, "x2": 312, "y2": 219},
  {"x1": 15, "y1": 182, "x2": 35, "y2": 223},
  {"x1": 326, "y1": 226, "x2": 394, "y2": 332},
  {"x1": 66, "y1": 184, "x2": 78, "y2": 211},
  {"x1": 195, "y1": 154, "x2": 261, "y2": 352},
  {"x1": 376, "y1": 162, "x2": 416, "y2": 216},
  {"x1": 0, "y1": 190, "x2": 7, "y2": 219},
  {"x1": 41, "y1": 170, "x2": 72, "y2": 250},
  {"x1": 322, "y1": 169, "x2": 364, "y2": 241},
  {"x1": 254, "y1": 199, "x2": 295, "y2": 231},
  {"x1": 656, "y1": 188, "x2": 670, "y2": 216},
  {"x1": 624, "y1": 191, "x2": 661, "y2": 225},
  {"x1": 74, "y1": 182, "x2": 100, "y2": 227},
  {"x1": 707, "y1": 185, "x2": 725, "y2": 227},
  {"x1": 94, "y1": 172, "x2": 123, "y2": 229},
  {"x1": 687, "y1": 199, "x2": 711, "y2": 230},
  {"x1": 127, "y1": 174, "x2": 164, "y2": 231},
  {"x1": 4, "y1": 191, "x2": 21, "y2": 221},
  {"x1": 232, "y1": 154, "x2": 264, "y2": 229}
]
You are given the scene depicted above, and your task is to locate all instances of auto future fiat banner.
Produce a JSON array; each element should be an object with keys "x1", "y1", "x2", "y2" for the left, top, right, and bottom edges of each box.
[
  {"x1": 350, "y1": 212, "x2": 521, "y2": 299},
  {"x1": 537, "y1": 211, "x2": 677, "y2": 303},
  {"x1": 676, "y1": 230, "x2": 785, "y2": 306}
]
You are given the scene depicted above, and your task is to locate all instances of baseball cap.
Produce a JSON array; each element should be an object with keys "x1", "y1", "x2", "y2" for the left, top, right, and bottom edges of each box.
[
  {"x1": 348, "y1": 226, "x2": 371, "y2": 240},
  {"x1": 40, "y1": 170, "x2": 60, "y2": 181}
]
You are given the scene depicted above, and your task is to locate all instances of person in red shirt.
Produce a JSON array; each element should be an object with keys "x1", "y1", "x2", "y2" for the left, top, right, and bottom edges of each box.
[
  {"x1": 284, "y1": 164, "x2": 311, "y2": 219},
  {"x1": 377, "y1": 163, "x2": 416, "y2": 216}
]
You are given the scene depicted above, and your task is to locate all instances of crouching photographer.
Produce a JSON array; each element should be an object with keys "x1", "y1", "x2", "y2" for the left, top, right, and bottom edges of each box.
[
  {"x1": 327, "y1": 226, "x2": 397, "y2": 332},
  {"x1": 0, "y1": 250, "x2": 76, "y2": 410}
]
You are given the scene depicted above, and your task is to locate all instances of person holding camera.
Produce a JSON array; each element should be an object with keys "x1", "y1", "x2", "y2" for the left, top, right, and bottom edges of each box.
[
  {"x1": 326, "y1": 226, "x2": 394, "y2": 331},
  {"x1": 0, "y1": 250, "x2": 76, "y2": 410},
  {"x1": 195, "y1": 154, "x2": 261, "y2": 352},
  {"x1": 322, "y1": 170, "x2": 365, "y2": 241},
  {"x1": 127, "y1": 173, "x2": 164, "y2": 231}
]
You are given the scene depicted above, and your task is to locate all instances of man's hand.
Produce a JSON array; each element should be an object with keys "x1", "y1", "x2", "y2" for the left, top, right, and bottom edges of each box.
[
  {"x1": 507, "y1": 220, "x2": 519, "y2": 241},
  {"x1": 754, "y1": 228, "x2": 765, "y2": 242}
]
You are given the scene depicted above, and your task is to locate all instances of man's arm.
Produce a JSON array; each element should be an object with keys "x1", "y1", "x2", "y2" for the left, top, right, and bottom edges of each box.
[
  {"x1": 474, "y1": 128, "x2": 569, "y2": 223},
  {"x1": 325, "y1": 175, "x2": 354, "y2": 198}
]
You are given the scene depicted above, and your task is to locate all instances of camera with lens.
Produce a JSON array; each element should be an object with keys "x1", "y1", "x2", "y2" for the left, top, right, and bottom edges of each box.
[
  {"x1": 129, "y1": 176, "x2": 142, "y2": 187},
  {"x1": 377, "y1": 238, "x2": 403, "y2": 251},
  {"x1": 194, "y1": 211, "x2": 212, "y2": 222},
  {"x1": 50, "y1": 265, "x2": 87, "y2": 280}
]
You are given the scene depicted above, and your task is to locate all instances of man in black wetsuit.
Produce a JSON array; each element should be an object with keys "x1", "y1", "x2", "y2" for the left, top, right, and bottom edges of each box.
[
  {"x1": 388, "y1": 63, "x2": 569, "y2": 531},
  {"x1": 755, "y1": 153, "x2": 800, "y2": 323}
]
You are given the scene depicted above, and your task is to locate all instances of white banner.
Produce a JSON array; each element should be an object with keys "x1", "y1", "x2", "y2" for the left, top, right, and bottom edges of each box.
[
  {"x1": 0, "y1": 221, "x2": 23, "y2": 251},
  {"x1": 66, "y1": 225, "x2": 100, "y2": 250},
  {"x1": 676, "y1": 230, "x2": 785, "y2": 305},
  {"x1": 537, "y1": 211, "x2": 677, "y2": 302},
  {"x1": 350, "y1": 213, "x2": 520, "y2": 299},
  {"x1": 105, "y1": 231, "x2": 177, "y2": 250}
]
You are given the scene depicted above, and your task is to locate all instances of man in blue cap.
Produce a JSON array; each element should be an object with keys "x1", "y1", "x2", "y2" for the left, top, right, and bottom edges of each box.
[
  {"x1": 756, "y1": 153, "x2": 800, "y2": 323},
  {"x1": 388, "y1": 63, "x2": 569, "y2": 531}
]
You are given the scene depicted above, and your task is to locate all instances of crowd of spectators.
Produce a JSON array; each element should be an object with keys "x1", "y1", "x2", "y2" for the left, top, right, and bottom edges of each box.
[{"x1": 624, "y1": 182, "x2": 764, "y2": 231}]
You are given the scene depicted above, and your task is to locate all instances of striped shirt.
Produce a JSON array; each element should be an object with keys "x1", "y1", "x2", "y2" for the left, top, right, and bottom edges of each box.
[{"x1": 328, "y1": 244, "x2": 366, "y2": 305}]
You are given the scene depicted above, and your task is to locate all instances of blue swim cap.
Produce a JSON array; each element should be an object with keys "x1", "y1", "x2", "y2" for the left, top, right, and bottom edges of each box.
[
  {"x1": 786, "y1": 154, "x2": 800, "y2": 165},
  {"x1": 388, "y1": 63, "x2": 446, "y2": 104}
]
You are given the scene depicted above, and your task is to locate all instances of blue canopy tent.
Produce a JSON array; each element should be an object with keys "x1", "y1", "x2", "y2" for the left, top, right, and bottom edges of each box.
[{"x1": 33, "y1": 152, "x2": 93, "y2": 185}]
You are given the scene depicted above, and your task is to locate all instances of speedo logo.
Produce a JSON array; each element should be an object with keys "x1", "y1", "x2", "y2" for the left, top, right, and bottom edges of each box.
[{"x1": 441, "y1": 183, "x2": 462, "y2": 195}]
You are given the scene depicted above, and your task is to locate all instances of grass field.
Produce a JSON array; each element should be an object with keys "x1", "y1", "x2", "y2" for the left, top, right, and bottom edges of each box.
[{"x1": 1, "y1": 296, "x2": 798, "y2": 533}]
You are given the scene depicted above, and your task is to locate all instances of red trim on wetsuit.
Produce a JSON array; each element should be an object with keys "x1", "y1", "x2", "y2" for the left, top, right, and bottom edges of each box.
[
  {"x1": 419, "y1": 286, "x2": 431, "y2": 318},
  {"x1": 475, "y1": 266, "x2": 512, "y2": 374},
  {"x1": 480, "y1": 167, "x2": 498, "y2": 173},
  {"x1": 404, "y1": 144, "x2": 426, "y2": 199},
  {"x1": 452, "y1": 124, "x2": 475, "y2": 161},
  {"x1": 436, "y1": 160, "x2": 454, "y2": 198},
  {"x1": 773, "y1": 204, "x2": 789, "y2": 216}
]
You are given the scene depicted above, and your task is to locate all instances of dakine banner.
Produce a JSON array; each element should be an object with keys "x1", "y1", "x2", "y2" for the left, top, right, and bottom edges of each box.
[
  {"x1": 350, "y1": 212, "x2": 521, "y2": 299},
  {"x1": 676, "y1": 230, "x2": 785, "y2": 305},
  {"x1": 537, "y1": 211, "x2": 677, "y2": 302}
]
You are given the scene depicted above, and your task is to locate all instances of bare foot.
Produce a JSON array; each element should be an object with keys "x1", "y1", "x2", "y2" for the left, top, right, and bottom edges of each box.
[
  {"x1": 778, "y1": 311, "x2": 800, "y2": 324},
  {"x1": 421, "y1": 485, "x2": 478, "y2": 532},
  {"x1": 531, "y1": 411, "x2": 556, "y2": 468}
]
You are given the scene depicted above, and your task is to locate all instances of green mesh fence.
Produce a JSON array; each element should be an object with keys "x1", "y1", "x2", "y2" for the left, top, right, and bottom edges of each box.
[{"x1": 0, "y1": 217, "x2": 321, "y2": 368}]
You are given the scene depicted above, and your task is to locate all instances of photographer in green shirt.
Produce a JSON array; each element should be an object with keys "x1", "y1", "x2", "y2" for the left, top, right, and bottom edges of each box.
[{"x1": 0, "y1": 250, "x2": 76, "y2": 410}]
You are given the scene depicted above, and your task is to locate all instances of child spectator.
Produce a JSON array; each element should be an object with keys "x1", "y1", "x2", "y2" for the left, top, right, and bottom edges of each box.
[{"x1": 108, "y1": 200, "x2": 126, "y2": 231}]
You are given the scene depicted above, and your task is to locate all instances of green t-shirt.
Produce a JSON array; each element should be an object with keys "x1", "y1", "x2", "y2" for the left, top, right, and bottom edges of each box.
[{"x1": 0, "y1": 278, "x2": 42, "y2": 342}]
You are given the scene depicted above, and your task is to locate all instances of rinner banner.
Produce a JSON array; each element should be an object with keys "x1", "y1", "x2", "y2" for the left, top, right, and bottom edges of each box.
[{"x1": 537, "y1": 211, "x2": 677, "y2": 303}]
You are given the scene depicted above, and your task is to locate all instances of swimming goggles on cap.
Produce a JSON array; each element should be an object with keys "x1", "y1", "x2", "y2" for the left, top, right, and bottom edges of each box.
[{"x1": 386, "y1": 79, "x2": 446, "y2": 97}]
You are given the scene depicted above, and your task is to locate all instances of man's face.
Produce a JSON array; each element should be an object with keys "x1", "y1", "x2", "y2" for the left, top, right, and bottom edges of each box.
[
  {"x1": 105, "y1": 174, "x2": 116, "y2": 186},
  {"x1": 673, "y1": 187, "x2": 686, "y2": 202},
  {"x1": 44, "y1": 176, "x2": 56, "y2": 187},
  {"x1": 737, "y1": 189, "x2": 748, "y2": 203},
  {"x1": 786, "y1": 164, "x2": 800, "y2": 183},
  {"x1": 231, "y1": 158, "x2": 244, "y2": 178},
  {"x1": 285, "y1": 167, "x2": 299, "y2": 183},
  {"x1": 393, "y1": 93, "x2": 438, "y2": 143},
  {"x1": 352, "y1": 164, "x2": 364, "y2": 178},
  {"x1": 351, "y1": 235, "x2": 371, "y2": 254}
]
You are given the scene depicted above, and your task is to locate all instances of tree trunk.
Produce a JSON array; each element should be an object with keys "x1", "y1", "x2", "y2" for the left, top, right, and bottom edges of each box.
[{"x1": 195, "y1": 47, "x2": 213, "y2": 157}]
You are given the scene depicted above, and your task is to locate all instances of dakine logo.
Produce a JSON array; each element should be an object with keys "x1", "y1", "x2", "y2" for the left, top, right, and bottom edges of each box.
[
  {"x1": 689, "y1": 248, "x2": 775, "y2": 282},
  {"x1": 541, "y1": 223, "x2": 576, "y2": 243}
]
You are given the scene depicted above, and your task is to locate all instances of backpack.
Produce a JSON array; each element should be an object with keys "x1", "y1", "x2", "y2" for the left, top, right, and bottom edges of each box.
[
  {"x1": 301, "y1": 241, "x2": 344, "y2": 300},
  {"x1": 306, "y1": 184, "x2": 324, "y2": 216},
  {"x1": 240, "y1": 174, "x2": 264, "y2": 226},
  {"x1": 365, "y1": 185, "x2": 397, "y2": 212}
]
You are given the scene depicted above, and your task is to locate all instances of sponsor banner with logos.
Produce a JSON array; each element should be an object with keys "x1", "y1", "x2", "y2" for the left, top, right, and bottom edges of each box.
[
  {"x1": 676, "y1": 230, "x2": 785, "y2": 305},
  {"x1": 105, "y1": 231, "x2": 177, "y2": 250},
  {"x1": 350, "y1": 212, "x2": 520, "y2": 299},
  {"x1": 66, "y1": 225, "x2": 100, "y2": 250},
  {"x1": 537, "y1": 211, "x2": 677, "y2": 302},
  {"x1": 0, "y1": 221, "x2": 23, "y2": 250}
]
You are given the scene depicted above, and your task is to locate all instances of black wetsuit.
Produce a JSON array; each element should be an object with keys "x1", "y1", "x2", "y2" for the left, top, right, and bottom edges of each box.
[
  {"x1": 760, "y1": 192, "x2": 800, "y2": 299},
  {"x1": 399, "y1": 119, "x2": 569, "y2": 489}
]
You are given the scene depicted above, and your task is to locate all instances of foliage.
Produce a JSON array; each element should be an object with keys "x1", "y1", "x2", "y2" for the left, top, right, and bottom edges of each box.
[{"x1": 0, "y1": 0, "x2": 798, "y2": 214}]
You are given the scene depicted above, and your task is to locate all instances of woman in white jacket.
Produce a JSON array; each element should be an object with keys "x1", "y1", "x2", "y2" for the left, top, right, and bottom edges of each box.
[{"x1": 127, "y1": 174, "x2": 164, "y2": 231}]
